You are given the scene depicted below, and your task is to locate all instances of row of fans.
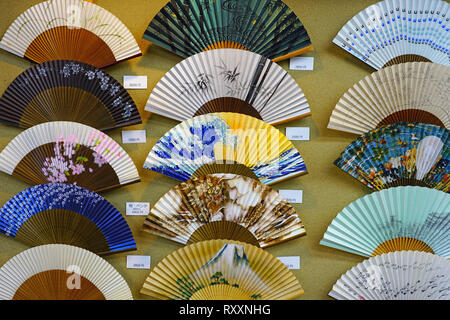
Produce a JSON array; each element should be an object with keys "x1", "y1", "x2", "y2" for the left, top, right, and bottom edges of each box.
[{"x1": 0, "y1": 182, "x2": 447, "y2": 299}]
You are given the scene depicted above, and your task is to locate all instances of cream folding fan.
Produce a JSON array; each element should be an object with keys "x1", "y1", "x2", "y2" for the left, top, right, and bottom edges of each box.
[
  {"x1": 0, "y1": 0, "x2": 141, "y2": 68},
  {"x1": 140, "y1": 239, "x2": 304, "y2": 300},
  {"x1": 0, "y1": 244, "x2": 133, "y2": 300},
  {"x1": 0, "y1": 121, "x2": 140, "y2": 192},
  {"x1": 146, "y1": 48, "x2": 310, "y2": 125},
  {"x1": 143, "y1": 113, "x2": 308, "y2": 185},
  {"x1": 328, "y1": 62, "x2": 450, "y2": 134},
  {"x1": 333, "y1": 0, "x2": 449, "y2": 69},
  {"x1": 329, "y1": 251, "x2": 449, "y2": 300},
  {"x1": 0, "y1": 60, "x2": 141, "y2": 130},
  {"x1": 321, "y1": 186, "x2": 450, "y2": 258},
  {"x1": 143, "y1": 174, "x2": 306, "y2": 248}
]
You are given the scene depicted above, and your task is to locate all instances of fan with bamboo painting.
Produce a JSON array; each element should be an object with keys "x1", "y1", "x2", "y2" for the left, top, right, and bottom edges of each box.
[
  {"x1": 0, "y1": 183, "x2": 136, "y2": 255},
  {"x1": 144, "y1": 173, "x2": 306, "y2": 248},
  {"x1": 0, "y1": 60, "x2": 141, "y2": 130},
  {"x1": 0, "y1": 244, "x2": 133, "y2": 300},
  {"x1": 143, "y1": 0, "x2": 313, "y2": 62},
  {"x1": 0, "y1": 121, "x2": 140, "y2": 192},
  {"x1": 146, "y1": 48, "x2": 310, "y2": 125},
  {"x1": 0, "y1": 0, "x2": 141, "y2": 68},
  {"x1": 328, "y1": 62, "x2": 449, "y2": 135},
  {"x1": 329, "y1": 251, "x2": 449, "y2": 300},
  {"x1": 140, "y1": 239, "x2": 304, "y2": 300},
  {"x1": 334, "y1": 122, "x2": 449, "y2": 192},
  {"x1": 333, "y1": 0, "x2": 449, "y2": 69},
  {"x1": 321, "y1": 186, "x2": 449, "y2": 258},
  {"x1": 143, "y1": 112, "x2": 308, "y2": 186}
]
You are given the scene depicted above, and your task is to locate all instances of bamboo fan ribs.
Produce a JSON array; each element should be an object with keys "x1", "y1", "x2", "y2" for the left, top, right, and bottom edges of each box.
[
  {"x1": 146, "y1": 48, "x2": 310, "y2": 125},
  {"x1": 140, "y1": 239, "x2": 304, "y2": 300},
  {"x1": 0, "y1": 244, "x2": 133, "y2": 300},
  {"x1": 333, "y1": 0, "x2": 449, "y2": 69},
  {"x1": 143, "y1": 0, "x2": 313, "y2": 61},
  {"x1": 334, "y1": 122, "x2": 449, "y2": 191},
  {"x1": 144, "y1": 112, "x2": 308, "y2": 185},
  {"x1": 0, "y1": 121, "x2": 140, "y2": 192},
  {"x1": 0, "y1": 184, "x2": 136, "y2": 255},
  {"x1": 144, "y1": 174, "x2": 306, "y2": 247},
  {"x1": 0, "y1": 0, "x2": 142, "y2": 67},
  {"x1": 329, "y1": 251, "x2": 450, "y2": 300},
  {"x1": 0, "y1": 60, "x2": 141, "y2": 130},
  {"x1": 321, "y1": 186, "x2": 450, "y2": 258},
  {"x1": 328, "y1": 62, "x2": 450, "y2": 135}
]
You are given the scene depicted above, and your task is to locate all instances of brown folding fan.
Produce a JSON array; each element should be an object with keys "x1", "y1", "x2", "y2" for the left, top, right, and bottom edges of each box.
[
  {"x1": 143, "y1": 174, "x2": 306, "y2": 248},
  {"x1": 0, "y1": 60, "x2": 141, "y2": 130},
  {"x1": 0, "y1": 0, "x2": 141, "y2": 68}
]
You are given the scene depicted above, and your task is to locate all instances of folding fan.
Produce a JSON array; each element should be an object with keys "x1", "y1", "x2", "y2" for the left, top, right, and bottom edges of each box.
[
  {"x1": 143, "y1": 0, "x2": 313, "y2": 62},
  {"x1": 0, "y1": 60, "x2": 141, "y2": 130},
  {"x1": 146, "y1": 48, "x2": 310, "y2": 125},
  {"x1": 329, "y1": 251, "x2": 449, "y2": 300},
  {"x1": 143, "y1": 113, "x2": 308, "y2": 185},
  {"x1": 328, "y1": 62, "x2": 450, "y2": 135},
  {"x1": 333, "y1": 0, "x2": 449, "y2": 69},
  {"x1": 140, "y1": 239, "x2": 304, "y2": 300},
  {"x1": 0, "y1": 0, "x2": 141, "y2": 68},
  {"x1": 0, "y1": 121, "x2": 140, "y2": 192},
  {"x1": 0, "y1": 244, "x2": 133, "y2": 300},
  {"x1": 0, "y1": 183, "x2": 136, "y2": 255},
  {"x1": 334, "y1": 122, "x2": 449, "y2": 192},
  {"x1": 143, "y1": 173, "x2": 306, "y2": 248},
  {"x1": 321, "y1": 186, "x2": 449, "y2": 258}
]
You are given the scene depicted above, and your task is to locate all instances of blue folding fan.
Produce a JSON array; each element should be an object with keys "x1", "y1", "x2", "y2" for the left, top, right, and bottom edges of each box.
[{"x1": 0, "y1": 183, "x2": 136, "y2": 255}]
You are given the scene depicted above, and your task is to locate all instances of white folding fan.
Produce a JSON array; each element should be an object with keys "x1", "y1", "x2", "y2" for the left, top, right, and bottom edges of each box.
[
  {"x1": 143, "y1": 112, "x2": 308, "y2": 185},
  {"x1": 0, "y1": 0, "x2": 142, "y2": 68},
  {"x1": 146, "y1": 48, "x2": 310, "y2": 125},
  {"x1": 0, "y1": 244, "x2": 133, "y2": 300},
  {"x1": 0, "y1": 121, "x2": 140, "y2": 192},
  {"x1": 321, "y1": 186, "x2": 450, "y2": 258},
  {"x1": 143, "y1": 173, "x2": 306, "y2": 248},
  {"x1": 333, "y1": 0, "x2": 449, "y2": 69},
  {"x1": 329, "y1": 251, "x2": 449, "y2": 300},
  {"x1": 328, "y1": 62, "x2": 450, "y2": 134}
]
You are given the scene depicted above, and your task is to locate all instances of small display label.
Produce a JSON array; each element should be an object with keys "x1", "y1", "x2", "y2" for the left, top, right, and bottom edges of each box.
[
  {"x1": 123, "y1": 75, "x2": 148, "y2": 89},
  {"x1": 126, "y1": 202, "x2": 150, "y2": 216},
  {"x1": 278, "y1": 256, "x2": 301, "y2": 269},
  {"x1": 286, "y1": 127, "x2": 310, "y2": 141},
  {"x1": 127, "y1": 255, "x2": 151, "y2": 269},
  {"x1": 122, "y1": 130, "x2": 147, "y2": 144},
  {"x1": 278, "y1": 190, "x2": 303, "y2": 204}
]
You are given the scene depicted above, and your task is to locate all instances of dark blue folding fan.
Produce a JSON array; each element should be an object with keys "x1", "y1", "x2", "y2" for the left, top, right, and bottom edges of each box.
[{"x1": 0, "y1": 183, "x2": 136, "y2": 255}]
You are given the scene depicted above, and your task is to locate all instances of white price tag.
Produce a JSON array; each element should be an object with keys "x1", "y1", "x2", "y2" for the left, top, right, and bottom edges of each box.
[
  {"x1": 289, "y1": 57, "x2": 314, "y2": 71},
  {"x1": 286, "y1": 127, "x2": 310, "y2": 141},
  {"x1": 122, "y1": 130, "x2": 146, "y2": 144},
  {"x1": 123, "y1": 75, "x2": 147, "y2": 89},
  {"x1": 278, "y1": 190, "x2": 303, "y2": 204},
  {"x1": 126, "y1": 202, "x2": 150, "y2": 216},
  {"x1": 126, "y1": 255, "x2": 151, "y2": 269},
  {"x1": 278, "y1": 256, "x2": 300, "y2": 270}
]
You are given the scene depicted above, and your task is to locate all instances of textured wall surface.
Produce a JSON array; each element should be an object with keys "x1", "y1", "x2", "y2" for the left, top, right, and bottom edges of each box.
[{"x1": 0, "y1": 0, "x2": 379, "y2": 300}]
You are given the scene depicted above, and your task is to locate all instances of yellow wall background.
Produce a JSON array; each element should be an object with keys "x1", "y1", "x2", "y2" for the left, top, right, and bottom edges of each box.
[{"x1": 0, "y1": 0, "x2": 381, "y2": 300}]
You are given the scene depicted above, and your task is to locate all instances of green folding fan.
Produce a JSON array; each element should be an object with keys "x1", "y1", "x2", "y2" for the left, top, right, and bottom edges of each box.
[
  {"x1": 321, "y1": 186, "x2": 450, "y2": 258},
  {"x1": 143, "y1": 0, "x2": 313, "y2": 61}
]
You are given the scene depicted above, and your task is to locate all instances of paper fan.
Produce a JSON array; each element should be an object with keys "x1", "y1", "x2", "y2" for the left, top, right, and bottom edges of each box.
[
  {"x1": 328, "y1": 62, "x2": 450, "y2": 135},
  {"x1": 0, "y1": 0, "x2": 141, "y2": 68},
  {"x1": 334, "y1": 122, "x2": 449, "y2": 192},
  {"x1": 143, "y1": 0, "x2": 313, "y2": 62},
  {"x1": 140, "y1": 239, "x2": 304, "y2": 300},
  {"x1": 333, "y1": 0, "x2": 449, "y2": 69},
  {"x1": 0, "y1": 60, "x2": 141, "y2": 130},
  {"x1": 0, "y1": 244, "x2": 133, "y2": 300},
  {"x1": 143, "y1": 112, "x2": 308, "y2": 185},
  {"x1": 143, "y1": 173, "x2": 305, "y2": 248},
  {"x1": 0, "y1": 121, "x2": 140, "y2": 192},
  {"x1": 145, "y1": 48, "x2": 310, "y2": 125},
  {"x1": 0, "y1": 183, "x2": 136, "y2": 255},
  {"x1": 321, "y1": 186, "x2": 449, "y2": 258},
  {"x1": 329, "y1": 251, "x2": 450, "y2": 300}
]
